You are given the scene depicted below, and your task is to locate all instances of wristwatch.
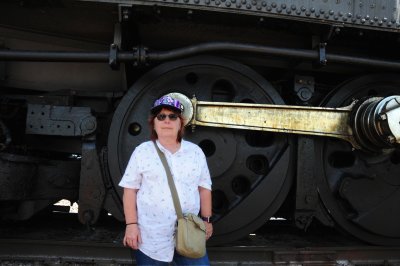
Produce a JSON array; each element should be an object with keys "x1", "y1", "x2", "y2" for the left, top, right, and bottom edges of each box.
[{"x1": 201, "y1": 216, "x2": 212, "y2": 223}]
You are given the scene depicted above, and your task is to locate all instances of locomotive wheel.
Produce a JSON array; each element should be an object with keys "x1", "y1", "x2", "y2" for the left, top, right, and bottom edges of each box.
[
  {"x1": 108, "y1": 56, "x2": 294, "y2": 244},
  {"x1": 315, "y1": 74, "x2": 400, "y2": 245}
]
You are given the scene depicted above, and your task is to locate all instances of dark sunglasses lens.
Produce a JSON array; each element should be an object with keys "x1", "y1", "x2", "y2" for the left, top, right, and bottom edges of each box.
[
  {"x1": 168, "y1": 114, "x2": 178, "y2": 120},
  {"x1": 156, "y1": 114, "x2": 166, "y2": 121},
  {"x1": 156, "y1": 114, "x2": 178, "y2": 121}
]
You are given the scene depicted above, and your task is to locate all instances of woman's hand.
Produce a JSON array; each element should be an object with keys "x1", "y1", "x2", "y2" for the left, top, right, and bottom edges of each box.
[
  {"x1": 123, "y1": 224, "x2": 142, "y2": 249},
  {"x1": 204, "y1": 222, "x2": 213, "y2": 240}
]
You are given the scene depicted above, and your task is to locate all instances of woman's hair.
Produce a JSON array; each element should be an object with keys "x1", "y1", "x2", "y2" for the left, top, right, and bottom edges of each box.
[{"x1": 148, "y1": 108, "x2": 185, "y2": 142}]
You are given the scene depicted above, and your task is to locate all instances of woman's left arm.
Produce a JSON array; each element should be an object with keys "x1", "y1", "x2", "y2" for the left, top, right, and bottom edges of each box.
[{"x1": 199, "y1": 187, "x2": 213, "y2": 240}]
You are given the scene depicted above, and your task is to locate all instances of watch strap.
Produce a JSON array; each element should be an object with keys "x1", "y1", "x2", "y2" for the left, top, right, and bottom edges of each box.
[{"x1": 201, "y1": 216, "x2": 212, "y2": 223}]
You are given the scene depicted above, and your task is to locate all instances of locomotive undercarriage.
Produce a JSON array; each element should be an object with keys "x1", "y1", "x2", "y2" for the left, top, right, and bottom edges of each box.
[{"x1": 1, "y1": 1, "x2": 400, "y2": 246}]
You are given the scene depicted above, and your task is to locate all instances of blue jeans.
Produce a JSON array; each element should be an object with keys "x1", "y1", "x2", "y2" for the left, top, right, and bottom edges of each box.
[{"x1": 134, "y1": 249, "x2": 210, "y2": 266}]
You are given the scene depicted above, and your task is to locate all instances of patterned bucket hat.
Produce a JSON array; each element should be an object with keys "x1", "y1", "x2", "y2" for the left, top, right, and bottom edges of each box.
[{"x1": 151, "y1": 95, "x2": 184, "y2": 114}]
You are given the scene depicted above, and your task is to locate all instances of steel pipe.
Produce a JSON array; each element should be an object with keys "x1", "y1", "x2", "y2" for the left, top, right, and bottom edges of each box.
[{"x1": 0, "y1": 42, "x2": 400, "y2": 70}]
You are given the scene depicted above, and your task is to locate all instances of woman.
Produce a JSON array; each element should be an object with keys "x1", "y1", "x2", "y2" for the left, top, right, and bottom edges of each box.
[{"x1": 119, "y1": 94, "x2": 213, "y2": 265}]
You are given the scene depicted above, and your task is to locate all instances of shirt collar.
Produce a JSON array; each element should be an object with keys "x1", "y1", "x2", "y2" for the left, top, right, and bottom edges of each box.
[{"x1": 155, "y1": 139, "x2": 187, "y2": 154}]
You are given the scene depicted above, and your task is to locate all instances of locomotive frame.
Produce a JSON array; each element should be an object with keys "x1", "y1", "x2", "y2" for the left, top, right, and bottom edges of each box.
[{"x1": 1, "y1": 0, "x2": 400, "y2": 246}]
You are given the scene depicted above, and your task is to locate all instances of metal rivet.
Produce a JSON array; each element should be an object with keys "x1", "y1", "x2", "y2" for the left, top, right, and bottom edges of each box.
[
  {"x1": 305, "y1": 11, "x2": 311, "y2": 16},
  {"x1": 252, "y1": 0, "x2": 257, "y2": 4},
  {"x1": 296, "y1": 10, "x2": 301, "y2": 15},
  {"x1": 241, "y1": 0, "x2": 246, "y2": 4},
  {"x1": 320, "y1": 9, "x2": 325, "y2": 14},
  {"x1": 281, "y1": 4, "x2": 286, "y2": 9},
  {"x1": 246, "y1": 3, "x2": 251, "y2": 8},
  {"x1": 388, "y1": 22, "x2": 392, "y2": 26},
  {"x1": 378, "y1": 21, "x2": 383, "y2": 25},
  {"x1": 256, "y1": 5, "x2": 261, "y2": 10},
  {"x1": 277, "y1": 7, "x2": 282, "y2": 12},
  {"x1": 329, "y1": 10, "x2": 334, "y2": 15},
  {"x1": 236, "y1": 3, "x2": 241, "y2": 7},
  {"x1": 383, "y1": 17, "x2": 387, "y2": 22},
  {"x1": 391, "y1": 18, "x2": 396, "y2": 23},
  {"x1": 338, "y1": 11, "x2": 343, "y2": 16},
  {"x1": 343, "y1": 17, "x2": 348, "y2": 21},
  {"x1": 205, "y1": 0, "x2": 210, "y2": 3},
  {"x1": 261, "y1": 1, "x2": 266, "y2": 7},
  {"x1": 271, "y1": 2, "x2": 277, "y2": 8},
  {"x1": 310, "y1": 7, "x2": 315, "y2": 13},
  {"x1": 286, "y1": 9, "x2": 291, "y2": 14},
  {"x1": 365, "y1": 15, "x2": 370, "y2": 20},
  {"x1": 361, "y1": 18, "x2": 366, "y2": 23},
  {"x1": 374, "y1": 16, "x2": 378, "y2": 21},
  {"x1": 231, "y1": 0, "x2": 236, "y2": 3},
  {"x1": 301, "y1": 6, "x2": 306, "y2": 11},
  {"x1": 266, "y1": 6, "x2": 272, "y2": 11},
  {"x1": 324, "y1": 14, "x2": 329, "y2": 19},
  {"x1": 347, "y1": 13, "x2": 352, "y2": 18},
  {"x1": 215, "y1": 0, "x2": 221, "y2": 5},
  {"x1": 356, "y1": 14, "x2": 361, "y2": 19},
  {"x1": 334, "y1": 15, "x2": 338, "y2": 20},
  {"x1": 315, "y1": 13, "x2": 320, "y2": 17},
  {"x1": 291, "y1": 5, "x2": 296, "y2": 10},
  {"x1": 352, "y1": 18, "x2": 356, "y2": 22}
]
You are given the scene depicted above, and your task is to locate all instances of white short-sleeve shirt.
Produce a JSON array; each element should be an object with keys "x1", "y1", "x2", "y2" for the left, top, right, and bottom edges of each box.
[{"x1": 119, "y1": 140, "x2": 212, "y2": 262}]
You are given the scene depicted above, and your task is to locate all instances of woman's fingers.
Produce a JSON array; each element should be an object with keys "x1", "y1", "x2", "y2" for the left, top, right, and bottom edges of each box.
[
  {"x1": 126, "y1": 237, "x2": 138, "y2": 249},
  {"x1": 123, "y1": 232, "x2": 141, "y2": 249},
  {"x1": 138, "y1": 232, "x2": 142, "y2": 244},
  {"x1": 124, "y1": 225, "x2": 141, "y2": 249},
  {"x1": 205, "y1": 222, "x2": 213, "y2": 240}
]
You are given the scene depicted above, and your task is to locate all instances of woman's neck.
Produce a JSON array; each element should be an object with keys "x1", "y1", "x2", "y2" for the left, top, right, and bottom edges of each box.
[{"x1": 158, "y1": 138, "x2": 181, "y2": 153}]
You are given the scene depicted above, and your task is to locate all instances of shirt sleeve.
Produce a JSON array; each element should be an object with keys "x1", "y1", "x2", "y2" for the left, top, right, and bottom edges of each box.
[
  {"x1": 118, "y1": 148, "x2": 142, "y2": 189},
  {"x1": 198, "y1": 149, "x2": 212, "y2": 190}
]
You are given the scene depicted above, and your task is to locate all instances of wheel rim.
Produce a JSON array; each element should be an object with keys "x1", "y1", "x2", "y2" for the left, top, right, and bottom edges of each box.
[
  {"x1": 108, "y1": 56, "x2": 294, "y2": 244},
  {"x1": 316, "y1": 74, "x2": 400, "y2": 245}
]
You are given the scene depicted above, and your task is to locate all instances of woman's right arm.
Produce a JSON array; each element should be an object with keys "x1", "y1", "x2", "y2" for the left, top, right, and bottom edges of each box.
[{"x1": 122, "y1": 188, "x2": 141, "y2": 249}]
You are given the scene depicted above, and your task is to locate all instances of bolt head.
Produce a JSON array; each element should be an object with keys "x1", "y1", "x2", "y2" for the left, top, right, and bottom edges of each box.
[{"x1": 387, "y1": 135, "x2": 396, "y2": 144}]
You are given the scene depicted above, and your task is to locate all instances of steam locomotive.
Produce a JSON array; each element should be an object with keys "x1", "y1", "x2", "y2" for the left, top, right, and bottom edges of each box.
[{"x1": 1, "y1": 0, "x2": 399, "y2": 246}]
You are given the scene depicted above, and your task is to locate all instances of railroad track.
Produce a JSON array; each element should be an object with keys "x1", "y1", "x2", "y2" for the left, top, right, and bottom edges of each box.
[
  {"x1": 1, "y1": 213, "x2": 400, "y2": 265},
  {"x1": 1, "y1": 239, "x2": 400, "y2": 265}
]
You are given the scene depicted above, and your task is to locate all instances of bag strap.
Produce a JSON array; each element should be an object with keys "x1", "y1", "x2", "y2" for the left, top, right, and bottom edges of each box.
[{"x1": 153, "y1": 141, "x2": 184, "y2": 219}]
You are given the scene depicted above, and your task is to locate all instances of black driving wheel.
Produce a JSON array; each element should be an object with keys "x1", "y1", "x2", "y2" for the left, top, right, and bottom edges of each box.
[
  {"x1": 315, "y1": 74, "x2": 400, "y2": 245},
  {"x1": 108, "y1": 56, "x2": 294, "y2": 244}
]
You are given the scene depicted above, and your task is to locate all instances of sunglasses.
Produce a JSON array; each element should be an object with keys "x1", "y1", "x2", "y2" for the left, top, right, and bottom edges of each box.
[{"x1": 156, "y1": 113, "x2": 179, "y2": 121}]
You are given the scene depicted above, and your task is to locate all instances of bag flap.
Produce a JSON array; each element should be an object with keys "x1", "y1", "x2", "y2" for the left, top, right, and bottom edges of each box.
[{"x1": 185, "y1": 213, "x2": 206, "y2": 232}]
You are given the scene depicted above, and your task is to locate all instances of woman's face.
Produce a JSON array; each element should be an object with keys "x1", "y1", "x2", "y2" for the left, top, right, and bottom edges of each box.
[{"x1": 154, "y1": 108, "x2": 181, "y2": 141}]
